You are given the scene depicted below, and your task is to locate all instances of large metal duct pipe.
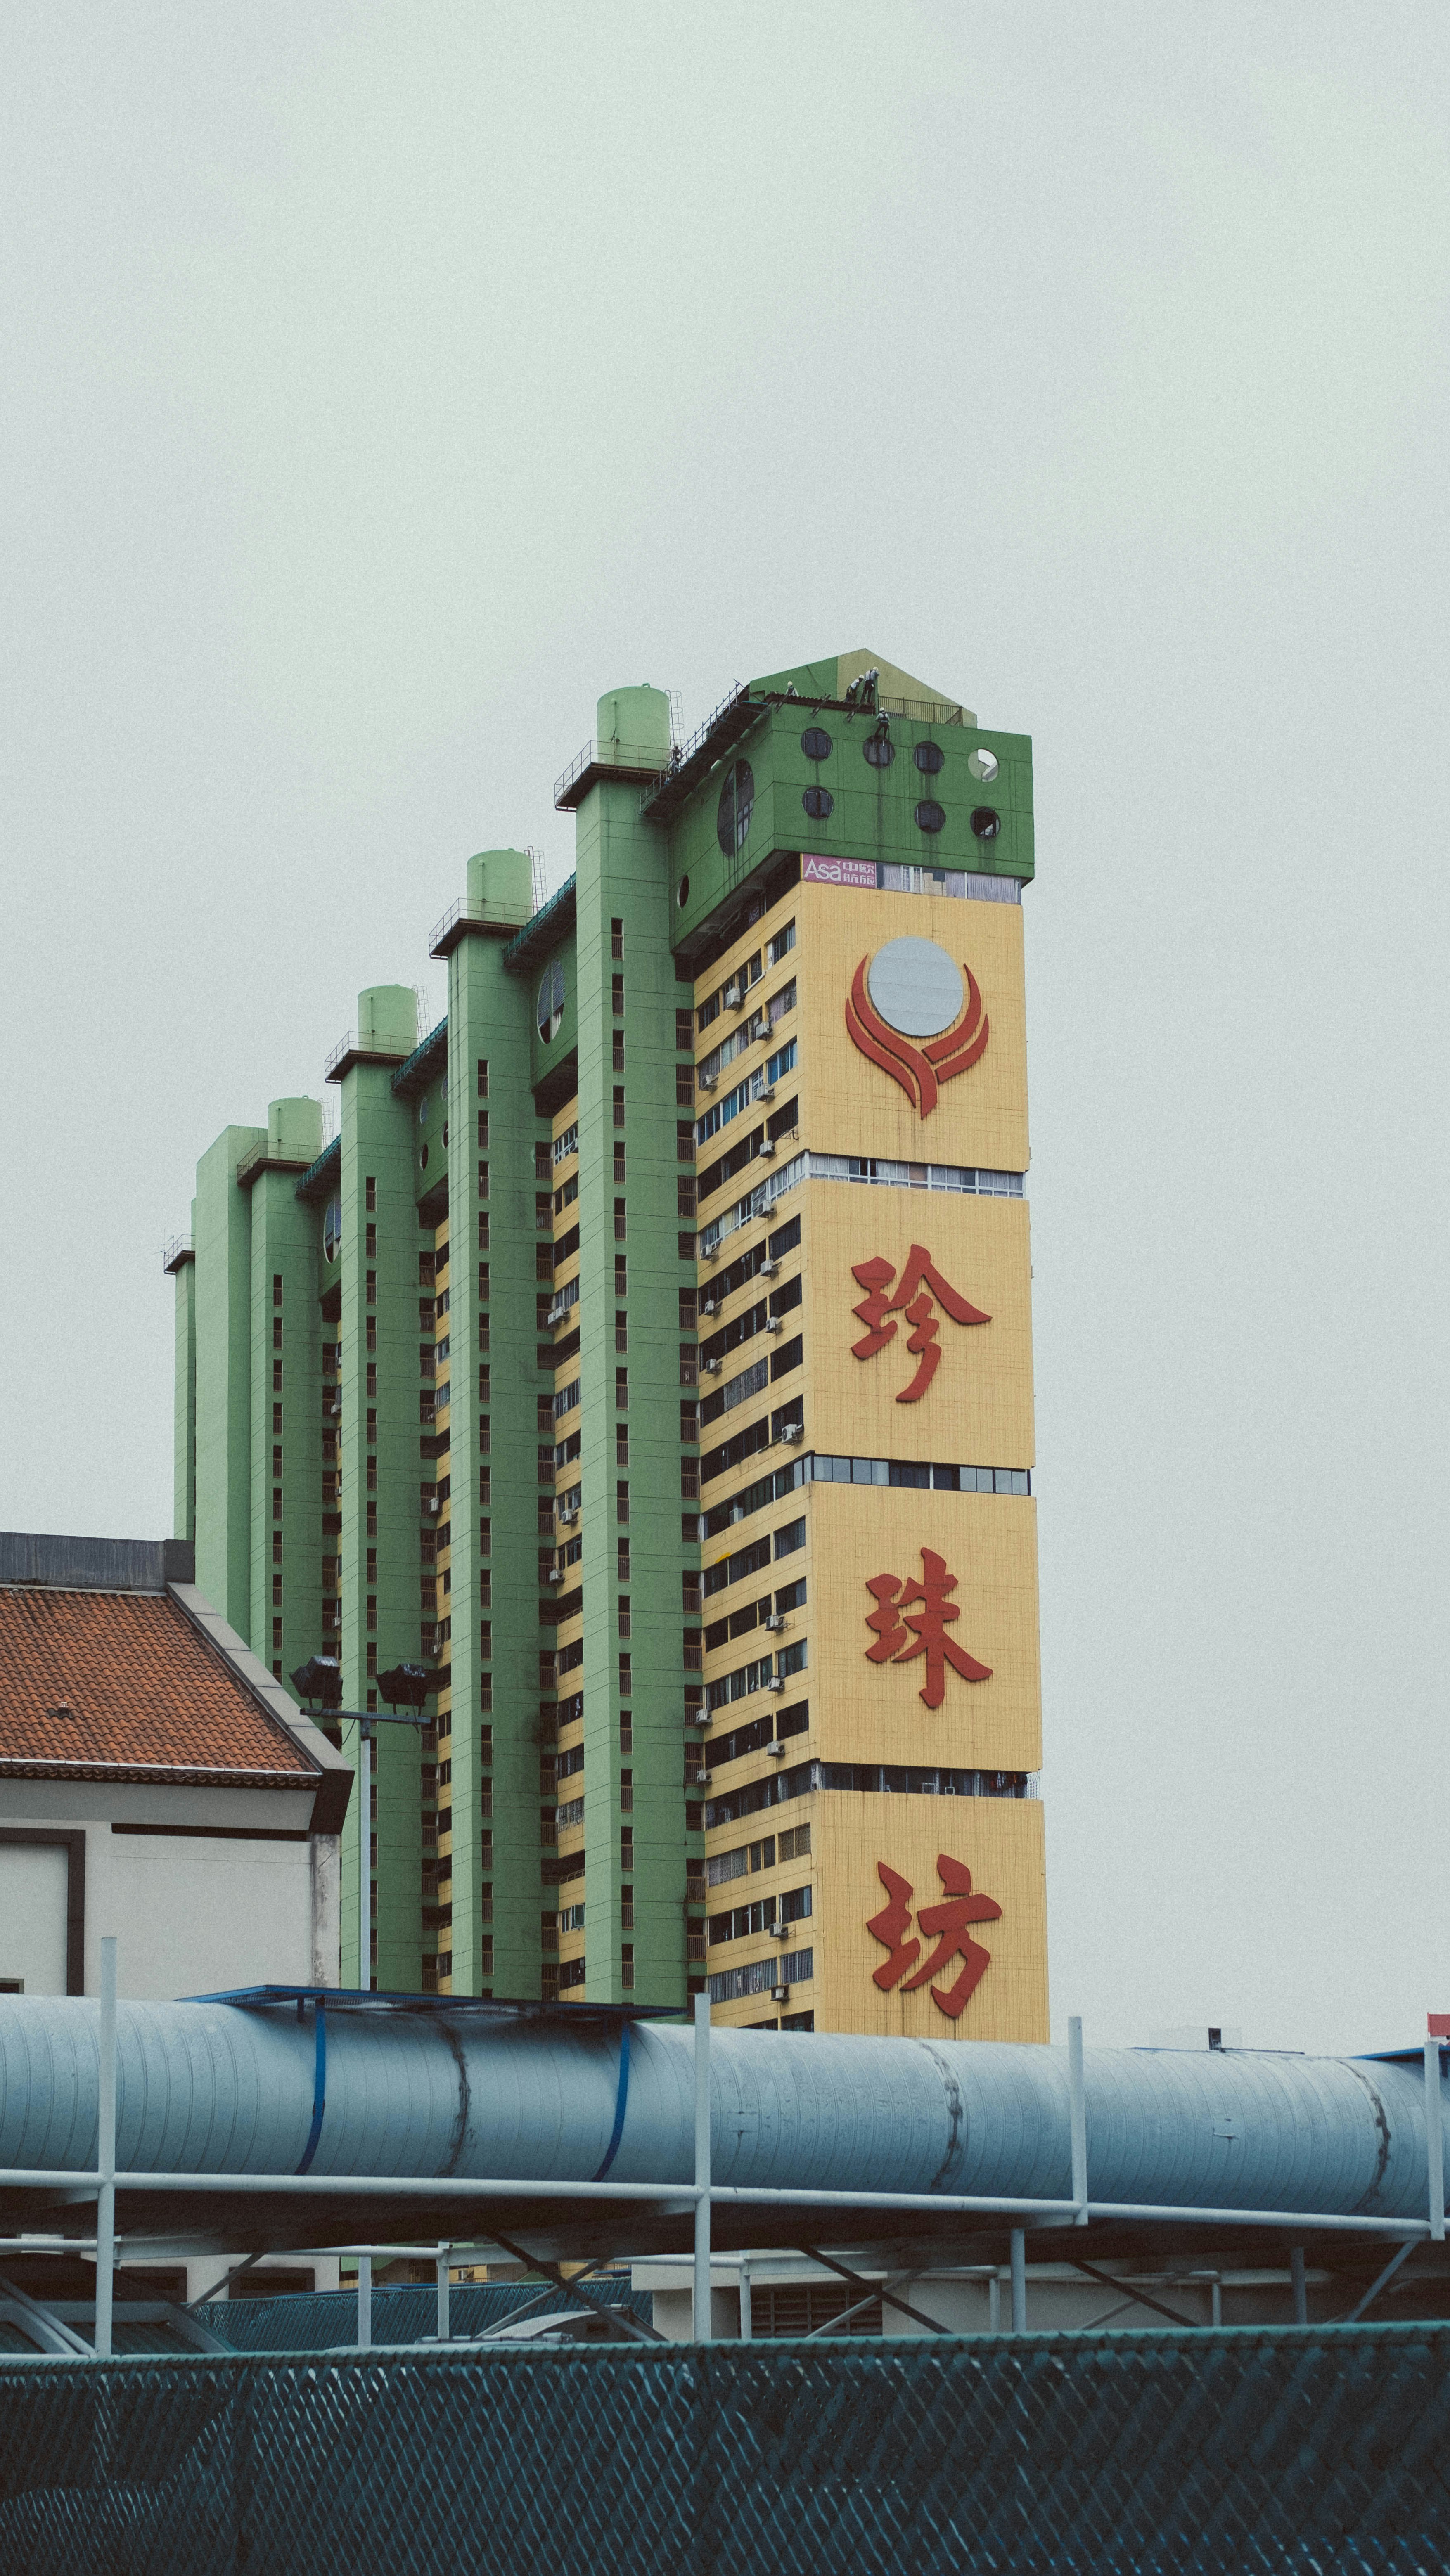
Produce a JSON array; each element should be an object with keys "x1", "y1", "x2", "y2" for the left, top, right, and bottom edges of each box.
[{"x1": 0, "y1": 1999, "x2": 1440, "y2": 2221}]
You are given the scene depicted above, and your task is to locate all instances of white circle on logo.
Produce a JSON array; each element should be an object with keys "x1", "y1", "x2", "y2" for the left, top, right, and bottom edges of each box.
[{"x1": 866, "y1": 937, "x2": 964, "y2": 1038}]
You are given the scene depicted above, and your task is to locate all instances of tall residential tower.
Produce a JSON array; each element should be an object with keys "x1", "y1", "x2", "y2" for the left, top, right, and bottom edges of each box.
[{"x1": 169, "y1": 650, "x2": 1047, "y2": 2037}]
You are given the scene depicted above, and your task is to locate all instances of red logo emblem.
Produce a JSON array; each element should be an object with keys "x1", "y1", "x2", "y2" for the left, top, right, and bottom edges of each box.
[
  {"x1": 865, "y1": 1547, "x2": 993, "y2": 1705},
  {"x1": 845, "y1": 935, "x2": 989, "y2": 1118},
  {"x1": 867, "y1": 1854, "x2": 1002, "y2": 2019},
  {"x1": 851, "y1": 1246, "x2": 990, "y2": 1401}
]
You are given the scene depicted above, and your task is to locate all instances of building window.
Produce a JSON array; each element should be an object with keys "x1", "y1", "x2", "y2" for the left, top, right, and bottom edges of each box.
[
  {"x1": 708, "y1": 1947, "x2": 813, "y2": 2005},
  {"x1": 537, "y1": 959, "x2": 565, "y2": 1044},
  {"x1": 716, "y1": 759, "x2": 755, "y2": 857}
]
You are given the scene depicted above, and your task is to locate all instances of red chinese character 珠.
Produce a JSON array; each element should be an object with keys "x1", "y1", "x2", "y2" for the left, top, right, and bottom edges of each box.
[
  {"x1": 867, "y1": 1854, "x2": 1002, "y2": 2019},
  {"x1": 851, "y1": 1245, "x2": 989, "y2": 1402},
  {"x1": 865, "y1": 1547, "x2": 992, "y2": 1706}
]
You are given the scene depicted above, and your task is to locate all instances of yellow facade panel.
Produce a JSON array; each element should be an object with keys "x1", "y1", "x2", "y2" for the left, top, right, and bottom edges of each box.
[
  {"x1": 798, "y1": 1186, "x2": 1034, "y2": 1468},
  {"x1": 802, "y1": 1484, "x2": 1041, "y2": 1774},
  {"x1": 794, "y1": 882, "x2": 1028, "y2": 1175},
  {"x1": 810, "y1": 1792, "x2": 1047, "y2": 2041}
]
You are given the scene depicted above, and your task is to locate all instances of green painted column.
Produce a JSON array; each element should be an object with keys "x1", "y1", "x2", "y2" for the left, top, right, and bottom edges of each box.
[
  {"x1": 247, "y1": 1099, "x2": 325, "y2": 1687},
  {"x1": 573, "y1": 687, "x2": 694, "y2": 2009},
  {"x1": 338, "y1": 987, "x2": 422, "y2": 1991},
  {"x1": 172, "y1": 1232, "x2": 197, "y2": 1543},
  {"x1": 194, "y1": 1125, "x2": 263, "y2": 1635},
  {"x1": 442, "y1": 850, "x2": 543, "y2": 1997}
]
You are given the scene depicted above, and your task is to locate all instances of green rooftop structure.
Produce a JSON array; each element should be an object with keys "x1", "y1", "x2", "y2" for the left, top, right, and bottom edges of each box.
[{"x1": 169, "y1": 653, "x2": 1044, "y2": 2024}]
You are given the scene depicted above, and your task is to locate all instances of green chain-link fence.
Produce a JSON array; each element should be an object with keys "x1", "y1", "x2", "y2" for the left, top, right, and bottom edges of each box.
[{"x1": 0, "y1": 2322, "x2": 1447, "y2": 2574}]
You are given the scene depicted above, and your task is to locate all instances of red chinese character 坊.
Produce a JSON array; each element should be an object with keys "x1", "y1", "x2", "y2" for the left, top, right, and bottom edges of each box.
[
  {"x1": 867, "y1": 1854, "x2": 1002, "y2": 2019},
  {"x1": 851, "y1": 1246, "x2": 989, "y2": 1402},
  {"x1": 864, "y1": 1547, "x2": 992, "y2": 1706}
]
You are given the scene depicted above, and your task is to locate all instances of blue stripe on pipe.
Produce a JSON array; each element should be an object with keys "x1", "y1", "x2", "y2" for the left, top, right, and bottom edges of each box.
[
  {"x1": 592, "y1": 2022, "x2": 631, "y2": 2181},
  {"x1": 296, "y1": 2002, "x2": 327, "y2": 2175}
]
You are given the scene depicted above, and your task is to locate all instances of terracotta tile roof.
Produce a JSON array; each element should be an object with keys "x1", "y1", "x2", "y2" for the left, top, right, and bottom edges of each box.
[{"x1": 0, "y1": 1587, "x2": 318, "y2": 1787}]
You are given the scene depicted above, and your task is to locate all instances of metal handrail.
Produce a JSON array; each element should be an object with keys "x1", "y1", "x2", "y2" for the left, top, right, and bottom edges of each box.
[
  {"x1": 553, "y1": 739, "x2": 666, "y2": 806},
  {"x1": 323, "y1": 1029, "x2": 413, "y2": 1083}
]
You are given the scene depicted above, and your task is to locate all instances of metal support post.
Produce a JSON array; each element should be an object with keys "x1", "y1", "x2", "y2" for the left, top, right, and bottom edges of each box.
[
  {"x1": 358, "y1": 1724, "x2": 372, "y2": 1991},
  {"x1": 738, "y1": 2253, "x2": 752, "y2": 2343},
  {"x1": 1426, "y1": 2039, "x2": 1445, "y2": 2241},
  {"x1": 1289, "y1": 2244, "x2": 1307, "y2": 2325},
  {"x1": 357, "y1": 2252, "x2": 372, "y2": 2351},
  {"x1": 95, "y1": 1935, "x2": 117, "y2": 2359},
  {"x1": 693, "y1": 1992, "x2": 711, "y2": 2341},
  {"x1": 435, "y1": 2245, "x2": 450, "y2": 2342},
  {"x1": 988, "y1": 2271, "x2": 1001, "y2": 2332},
  {"x1": 1010, "y1": 2228, "x2": 1026, "y2": 2333},
  {"x1": 1211, "y1": 2275, "x2": 1223, "y2": 2329},
  {"x1": 1068, "y1": 2015, "x2": 1088, "y2": 2225}
]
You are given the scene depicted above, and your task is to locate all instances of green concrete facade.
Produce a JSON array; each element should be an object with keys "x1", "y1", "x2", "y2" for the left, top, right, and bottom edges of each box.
[
  {"x1": 439, "y1": 848, "x2": 542, "y2": 2001},
  {"x1": 171, "y1": 650, "x2": 1035, "y2": 2006}
]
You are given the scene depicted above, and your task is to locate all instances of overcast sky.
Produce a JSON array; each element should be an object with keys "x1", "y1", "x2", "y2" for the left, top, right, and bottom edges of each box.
[{"x1": 3, "y1": 4, "x2": 1447, "y2": 2057}]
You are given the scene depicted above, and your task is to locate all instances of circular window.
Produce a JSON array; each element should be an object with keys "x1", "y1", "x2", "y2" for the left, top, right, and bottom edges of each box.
[
  {"x1": 323, "y1": 1196, "x2": 342, "y2": 1264},
  {"x1": 970, "y1": 807, "x2": 1001, "y2": 841},
  {"x1": 867, "y1": 937, "x2": 964, "y2": 1038},
  {"x1": 863, "y1": 733, "x2": 895, "y2": 769},
  {"x1": 802, "y1": 785, "x2": 834, "y2": 821},
  {"x1": 716, "y1": 760, "x2": 755, "y2": 857},
  {"x1": 417, "y1": 1094, "x2": 429, "y2": 1125},
  {"x1": 914, "y1": 799, "x2": 946, "y2": 835},
  {"x1": 442, "y1": 1122, "x2": 448, "y2": 1147},
  {"x1": 967, "y1": 746, "x2": 1000, "y2": 784},
  {"x1": 801, "y1": 726, "x2": 832, "y2": 762},
  {"x1": 914, "y1": 740, "x2": 945, "y2": 775},
  {"x1": 537, "y1": 957, "x2": 566, "y2": 1044},
  {"x1": 420, "y1": 1143, "x2": 429, "y2": 1169},
  {"x1": 676, "y1": 875, "x2": 690, "y2": 909}
]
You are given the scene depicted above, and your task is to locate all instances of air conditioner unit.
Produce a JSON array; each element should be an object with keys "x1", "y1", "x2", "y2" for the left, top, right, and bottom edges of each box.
[
  {"x1": 765, "y1": 1676, "x2": 784, "y2": 1693},
  {"x1": 685, "y1": 1766, "x2": 709, "y2": 1787},
  {"x1": 778, "y1": 1424, "x2": 803, "y2": 1446},
  {"x1": 725, "y1": 985, "x2": 743, "y2": 1009},
  {"x1": 701, "y1": 1297, "x2": 718, "y2": 1316},
  {"x1": 764, "y1": 1613, "x2": 785, "y2": 1633},
  {"x1": 766, "y1": 1317, "x2": 782, "y2": 1334},
  {"x1": 699, "y1": 1074, "x2": 716, "y2": 1093},
  {"x1": 545, "y1": 1567, "x2": 562, "y2": 1584},
  {"x1": 703, "y1": 1242, "x2": 719, "y2": 1263},
  {"x1": 756, "y1": 1084, "x2": 775, "y2": 1103},
  {"x1": 559, "y1": 1506, "x2": 579, "y2": 1525},
  {"x1": 702, "y1": 1358, "x2": 721, "y2": 1376},
  {"x1": 330, "y1": 1402, "x2": 341, "y2": 1420},
  {"x1": 769, "y1": 1923, "x2": 790, "y2": 1941},
  {"x1": 767, "y1": 1740, "x2": 787, "y2": 1758},
  {"x1": 758, "y1": 1258, "x2": 777, "y2": 1277},
  {"x1": 756, "y1": 1140, "x2": 775, "y2": 1160},
  {"x1": 771, "y1": 1985, "x2": 789, "y2": 2004}
]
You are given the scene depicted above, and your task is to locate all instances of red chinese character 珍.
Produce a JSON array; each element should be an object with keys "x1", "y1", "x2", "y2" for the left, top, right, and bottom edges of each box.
[
  {"x1": 867, "y1": 1854, "x2": 1002, "y2": 2019},
  {"x1": 851, "y1": 1246, "x2": 990, "y2": 1402},
  {"x1": 865, "y1": 1547, "x2": 992, "y2": 1706}
]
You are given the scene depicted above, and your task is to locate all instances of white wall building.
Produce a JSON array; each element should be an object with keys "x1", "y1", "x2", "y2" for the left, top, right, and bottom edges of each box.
[{"x1": 0, "y1": 1529, "x2": 355, "y2": 2303}]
